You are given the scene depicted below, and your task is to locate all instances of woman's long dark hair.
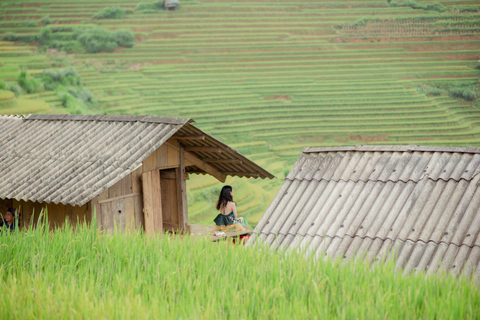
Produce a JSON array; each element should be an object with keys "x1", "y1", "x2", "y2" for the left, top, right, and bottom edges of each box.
[{"x1": 216, "y1": 185, "x2": 233, "y2": 210}]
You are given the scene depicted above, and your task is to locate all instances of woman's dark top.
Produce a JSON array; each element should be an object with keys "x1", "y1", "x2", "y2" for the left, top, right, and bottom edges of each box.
[{"x1": 1, "y1": 220, "x2": 15, "y2": 231}]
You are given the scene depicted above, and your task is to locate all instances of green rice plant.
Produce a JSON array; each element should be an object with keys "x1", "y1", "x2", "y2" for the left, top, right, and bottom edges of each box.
[{"x1": 0, "y1": 219, "x2": 479, "y2": 319}]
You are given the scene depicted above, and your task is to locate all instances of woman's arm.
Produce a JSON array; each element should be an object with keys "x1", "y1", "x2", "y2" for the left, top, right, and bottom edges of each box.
[{"x1": 231, "y1": 202, "x2": 238, "y2": 219}]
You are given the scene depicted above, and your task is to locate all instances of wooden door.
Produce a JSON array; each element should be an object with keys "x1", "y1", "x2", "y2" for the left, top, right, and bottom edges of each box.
[
  {"x1": 160, "y1": 168, "x2": 180, "y2": 232},
  {"x1": 142, "y1": 169, "x2": 163, "y2": 235}
]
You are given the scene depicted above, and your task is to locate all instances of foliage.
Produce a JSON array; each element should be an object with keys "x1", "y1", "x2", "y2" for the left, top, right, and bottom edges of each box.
[
  {"x1": 17, "y1": 70, "x2": 43, "y2": 94},
  {"x1": 40, "y1": 67, "x2": 80, "y2": 90},
  {"x1": 38, "y1": 27, "x2": 52, "y2": 45},
  {"x1": 426, "y1": 87, "x2": 443, "y2": 96},
  {"x1": 26, "y1": 20, "x2": 37, "y2": 27},
  {"x1": 135, "y1": 1, "x2": 163, "y2": 13},
  {"x1": 112, "y1": 29, "x2": 135, "y2": 48},
  {"x1": 2, "y1": 32, "x2": 18, "y2": 41},
  {"x1": 49, "y1": 40, "x2": 85, "y2": 52},
  {"x1": 4, "y1": 83, "x2": 22, "y2": 97},
  {"x1": 2, "y1": 32, "x2": 38, "y2": 43},
  {"x1": 0, "y1": 219, "x2": 479, "y2": 319},
  {"x1": 9, "y1": 25, "x2": 134, "y2": 53},
  {"x1": 74, "y1": 27, "x2": 135, "y2": 53},
  {"x1": 448, "y1": 86, "x2": 477, "y2": 101},
  {"x1": 346, "y1": 18, "x2": 368, "y2": 27},
  {"x1": 388, "y1": 0, "x2": 447, "y2": 12},
  {"x1": 455, "y1": 6, "x2": 479, "y2": 13},
  {"x1": 93, "y1": 7, "x2": 126, "y2": 19},
  {"x1": 41, "y1": 15, "x2": 53, "y2": 26},
  {"x1": 68, "y1": 87, "x2": 94, "y2": 104}
]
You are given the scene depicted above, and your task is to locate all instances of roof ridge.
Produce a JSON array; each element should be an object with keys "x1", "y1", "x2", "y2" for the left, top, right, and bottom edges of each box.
[
  {"x1": 303, "y1": 145, "x2": 480, "y2": 154},
  {"x1": 24, "y1": 114, "x2": 192, "y2": 125}
]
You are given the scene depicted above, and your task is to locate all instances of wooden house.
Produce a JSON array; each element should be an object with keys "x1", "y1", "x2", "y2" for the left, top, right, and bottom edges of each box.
[
  {"x1": 248, "y1": 145, "x2": 480, "y2": 278},
  {"x1": 0, "y1": 114, "x2": 273, "y2": 234}
]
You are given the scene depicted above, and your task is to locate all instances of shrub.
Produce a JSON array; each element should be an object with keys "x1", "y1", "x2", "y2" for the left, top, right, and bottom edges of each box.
[
  {"x1": 93, "y1": 7, "x2": 126, "y2": 19},
  {"x1": 47, "y1": 25, "x2": 74, "y2": 33},
  {"x1": 68, "y1": 87, "x2": 94, "y2": 104},
  {"x1": 75, "y1": 27, "x2": 119, "y2": 53},
  {"x1": 448, "y1": 87, "x2": 477, "y2": 101},
  {"x1": 5, "y1": 83, "x2": 22, "y2": 96},
  {"x1": 135, "y1": 1, "x2": 163, "y2": 12},
  {"x1": 57, "y1": 89, "x2": 88, "y2": 114},
  {"x1": 388, "y1": 0, "x2": 446, "y2": 12},
  {"x1": 39, "y1": 27, "x2": 52, "y2": 45},
  {"x1": 41, "y1": 15, "x2": 53, "y2": 26},
  {"x1": 26, "y1": 21, "x2": 37, "y2": 27},
  {"x1": 455, "y1": 6, "x2": 479, "y2": 13},
  {"x1": 113, "y1": 29, "x2": 135, "y2": 48},
  {"x1": 17, "y1": 34, "x2": 38, "y2": 43},
  {"x1": 74, "y1": 27, "x2": 135, "y2": 53},
  {"x1": 3, "y1": 32, "x2": 19, "y2": 41},
  {"x1": 49, "y1": 40, "x2": 84, "y2": 53},
  {"x1": 17, "y1": 71, "x2": 43, "y2": 94},
  {"x1": 426, "y1": 87, "x2": 443, "y2": 96},
  {"x1": 352, "y1": 18, "x2": 368, "y2": 27},
  {"x1": 41, "y1": 67, "x2": 80, "y2": 90},
  {"x1": 0, "y1": 81, "x2": 5, "y2": 90},
  {"x1": 425, "y1": 2, "x2": 447, "y2": 12}
]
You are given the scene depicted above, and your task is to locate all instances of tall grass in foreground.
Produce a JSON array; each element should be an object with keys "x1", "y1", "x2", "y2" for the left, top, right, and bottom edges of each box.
[{"x1": 0, "y1": 220, "x2": 478, "y2": 319}]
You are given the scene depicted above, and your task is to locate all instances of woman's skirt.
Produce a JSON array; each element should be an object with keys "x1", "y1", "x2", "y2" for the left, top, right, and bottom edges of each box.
[{"x1": 213, "y1": 213, "x2": 234, "y2": 226}]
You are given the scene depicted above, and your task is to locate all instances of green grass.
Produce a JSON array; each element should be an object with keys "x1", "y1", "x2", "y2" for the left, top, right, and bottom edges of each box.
[{"x1": 1, "y1": 220, "x2": 479, "y2": 319}]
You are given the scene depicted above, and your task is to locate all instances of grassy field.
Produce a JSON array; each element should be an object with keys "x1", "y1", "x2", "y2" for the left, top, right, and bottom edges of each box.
[
  {"x1": 0, "y1": 0, "x2": 479, "y2": 225},
  {"x1": 1, "y1": 220, "x2": 479, "y2": 319}
]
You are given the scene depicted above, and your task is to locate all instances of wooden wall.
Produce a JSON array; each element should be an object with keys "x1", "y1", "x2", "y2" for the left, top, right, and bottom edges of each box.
[
  {"x1": 0, "y1": 198, "x2": 89, "y2": 230},
  {"x1": 92, "y1": 138, "x2": 189, "y2": 234}
]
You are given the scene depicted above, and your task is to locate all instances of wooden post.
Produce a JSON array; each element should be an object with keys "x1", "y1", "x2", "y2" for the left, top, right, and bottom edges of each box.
[
  {"x1": 142, "y1": 170, "x2": 163, "y2": 236},
  {"x1": 177, "y1": 147, "x2": 186, "y2": 231}
]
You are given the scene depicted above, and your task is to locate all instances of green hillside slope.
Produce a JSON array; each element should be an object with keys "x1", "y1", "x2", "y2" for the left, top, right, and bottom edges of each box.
[{"x1": 0, "y1": 0, "x2": 479, "y2": 225}]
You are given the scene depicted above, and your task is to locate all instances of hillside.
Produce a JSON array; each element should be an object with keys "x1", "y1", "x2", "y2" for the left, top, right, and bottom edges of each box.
[{"x1": 0, "y1": 0, "x2": 479, "y2": 225}]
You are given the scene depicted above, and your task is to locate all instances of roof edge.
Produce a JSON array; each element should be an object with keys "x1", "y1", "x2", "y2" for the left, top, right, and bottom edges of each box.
[{"x1": 303, "y1": 145, "x2": 480, "y2": 154}]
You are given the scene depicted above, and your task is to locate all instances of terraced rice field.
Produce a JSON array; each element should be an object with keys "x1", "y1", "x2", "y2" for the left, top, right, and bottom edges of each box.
[{"x1": 0, "y1": 0, "x2": 479, "y2": 225}]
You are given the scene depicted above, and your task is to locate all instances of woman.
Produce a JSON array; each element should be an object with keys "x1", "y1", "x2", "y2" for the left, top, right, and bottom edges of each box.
[
  {"x1": 1, "y1": 208, "x2": 16, "y2": 231},
  {"x1": 213, "y1": 185, "x2": 237, "y2": 226}
]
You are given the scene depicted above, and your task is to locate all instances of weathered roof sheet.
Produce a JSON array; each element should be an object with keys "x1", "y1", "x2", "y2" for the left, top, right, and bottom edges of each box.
[
  {"x1": 0, "y1": 114, "x2": 272, "y2": 206},
  {"x1": 248, "y1": 145, "x2": 480, "y2": 278}
]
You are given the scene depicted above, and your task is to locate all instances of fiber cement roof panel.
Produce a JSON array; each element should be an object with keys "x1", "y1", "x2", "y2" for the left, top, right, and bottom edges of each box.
[{"x1": 248, "y1": 145, "x2": 480, "y2": 277}]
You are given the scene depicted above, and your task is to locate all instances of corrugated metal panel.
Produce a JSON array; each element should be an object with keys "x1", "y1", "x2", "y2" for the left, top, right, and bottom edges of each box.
[
  {"x1": 0, "y1": 114, "x2": 273, "y2": 207},
  {"x1": 248, "y1": 145, "x2": 480, "y2": 277}
]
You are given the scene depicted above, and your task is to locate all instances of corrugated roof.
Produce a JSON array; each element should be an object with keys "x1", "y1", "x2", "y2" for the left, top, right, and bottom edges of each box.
[
  {"x1": 177, "y1": 124, "x2": 274, "y2": 179},
  {"x1": 0, "y1": 114, "x2": 272, "y2": 206},
  {"x1": 248, "y1": 145, "x2": 480, "y2": 278}
]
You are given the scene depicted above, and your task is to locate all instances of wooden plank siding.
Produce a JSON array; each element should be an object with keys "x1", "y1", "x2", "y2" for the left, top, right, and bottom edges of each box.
[{"x1": 91, "y1": 137, "x2": 188, "y2": 234}]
